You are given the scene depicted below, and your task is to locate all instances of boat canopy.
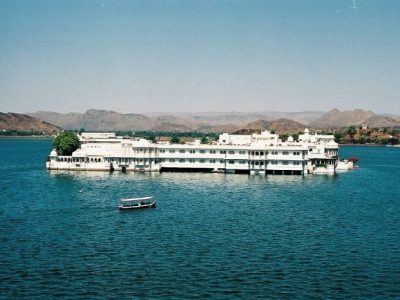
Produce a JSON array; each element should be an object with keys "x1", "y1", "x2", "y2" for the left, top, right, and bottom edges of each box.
[{"x1": 120, "y1": 196, "x2": 153, "y2": 202}]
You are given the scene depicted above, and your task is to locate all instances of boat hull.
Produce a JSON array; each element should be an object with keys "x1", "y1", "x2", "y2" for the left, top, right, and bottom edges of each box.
[{"x1": 118, "y1": 202, "x2": 156, "y2": 210}]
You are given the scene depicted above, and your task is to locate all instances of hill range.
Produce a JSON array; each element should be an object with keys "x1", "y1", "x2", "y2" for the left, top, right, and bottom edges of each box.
[
  {"x1": 29, "y1": 108, "x2": 400, "y2": 133},
  {"x1": 1, "y1": 108, "x2": 400, "y2": 134}
]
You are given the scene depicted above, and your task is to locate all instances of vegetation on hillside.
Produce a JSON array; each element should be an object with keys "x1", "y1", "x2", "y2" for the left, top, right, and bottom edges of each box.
[
  {"x1": 0, "y1": 130, "x2": 52, "y2": 136},
  {"x1": 333, "y1": 127, "x2": 399, "y2": 145}
]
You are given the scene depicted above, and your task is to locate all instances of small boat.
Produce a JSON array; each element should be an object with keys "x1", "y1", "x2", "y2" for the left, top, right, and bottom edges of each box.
[{"x1": 118, "y1": 196, "x2": 156, "y2": 210}]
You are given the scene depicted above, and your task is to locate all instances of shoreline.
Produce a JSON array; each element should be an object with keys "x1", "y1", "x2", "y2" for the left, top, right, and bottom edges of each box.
[
  {"x1": 1, "y1": 137, "x2": 398, "y2": 147},
  {"x1": 340, "y1": 143, "x2": 398, "y2": 147},
  {"x1": 0, "y1": 136, "x2": 52, "y2": 140}
]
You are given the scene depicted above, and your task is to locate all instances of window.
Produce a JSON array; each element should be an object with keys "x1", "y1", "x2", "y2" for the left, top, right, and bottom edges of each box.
[
  {"x1": 210, "y1": 159, "x2": 216, "y2": 163},
  {"x1": 179, "y1": 150, "x2": 185, "y2": 153},
  {"x1": 210, "y1": 150, "x2": 216, "y2": 154},
  {"x1": 239, "y1": 160, "x2": 246, "y2": 164},
  {"x1": 228, "y1": 160, "x2": 235, "y2": 164},
  {"x1": 282, "y1": 151, "x2": 289, "y2": 155},
  {"x1": 200, "y1": 150, "x2": 206, "y2": 154},
  {"x1": 228, "y1": 150, "x2": 235, "y2": 155},
  {"x1": 271, "y1": 151, "x2": 278, "y2": 155},
  {"x1": 169, "y1": 150, "x2": 175, "y2": 153},
  {"x1": 189, "y1": 159, "x2": 195, "y2": 163},
  {"x1": 293, "y1": 161, "x2": 300, "y2": 165},
  {"x1": 270, "y1": 160, "x2": 278, "y2": 165},
  {"x1": 199, "y1": 159, "x2": 205, "y2": 163},
  {"x1": 169, "y1": 159, "x2": 175, "y2": 163},
  {"x1": 239, "y1": 150, "x2": 246, "y2": 155},
  {"x1": 282, "y1": 161, "x2": 289, "y2": 165},
  {"x1": 189, "y1": 150, "x2": 196, "y2": 154},
  {"x1": 179, "y1": 159, "x2": 185, "y2": 163},
  {"x1": 220, "y1": 150, "x2": 226, "y2": 154},
  {"x1": 260, "y1": 151, "x2": 264, "y2": 156},
  {"x1": 220, "y1": 160, "x2": 224, "y2": 163}
]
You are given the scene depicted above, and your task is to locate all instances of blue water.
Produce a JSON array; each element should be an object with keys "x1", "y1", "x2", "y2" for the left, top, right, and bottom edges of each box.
[{"x1": 1, "y1": 140, "x2": 399, "y2": 299}]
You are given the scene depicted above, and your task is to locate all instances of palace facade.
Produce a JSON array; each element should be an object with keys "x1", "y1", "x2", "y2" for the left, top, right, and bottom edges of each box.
[{"x1": 47, "y1": 129, "x2": 341, "y2": 175}]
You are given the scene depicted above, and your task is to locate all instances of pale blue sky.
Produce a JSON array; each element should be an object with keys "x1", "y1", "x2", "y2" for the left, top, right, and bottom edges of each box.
[{"x1": 1, "y1": 0, "x2": 399, "y2": 114}]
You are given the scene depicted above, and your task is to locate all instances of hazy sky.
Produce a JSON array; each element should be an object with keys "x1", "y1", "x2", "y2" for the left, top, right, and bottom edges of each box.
[{"x1": 1, "y1": 0, "x2": 399, "y2": 114}]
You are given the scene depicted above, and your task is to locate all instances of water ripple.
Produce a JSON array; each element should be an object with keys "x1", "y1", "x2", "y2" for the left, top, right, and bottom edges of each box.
[{"x1": 0, "y1": 141, "x2": 400, "y2": 298}]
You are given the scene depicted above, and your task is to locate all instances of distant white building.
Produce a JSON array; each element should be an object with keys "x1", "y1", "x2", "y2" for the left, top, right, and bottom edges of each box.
[{"x1": 46, "y1": 129, "x2": 342, "y2": 175}]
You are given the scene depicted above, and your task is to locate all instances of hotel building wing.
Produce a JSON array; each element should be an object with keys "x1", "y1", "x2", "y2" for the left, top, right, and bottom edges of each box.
[{"x1": 47, "y1": 129, "x2": 341, "y2": 175}]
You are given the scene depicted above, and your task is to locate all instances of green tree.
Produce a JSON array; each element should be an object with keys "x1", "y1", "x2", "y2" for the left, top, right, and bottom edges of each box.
[
  {"x1": 147, "y1": 134, "x2": 157, "y2": 143},
  {"x1": 53, "y1": 131, "x2": 80, "y2": 156},
  {"x1": 334, "y1": 132, "x2": 344, "y2": 143},
  {"x1": 347, "y1": 126, "x2": 357, "y2": 136},
  {"x1": 201, "y1": 136, "x2": 209, "y2": 144},
  {"x1": 279, "y1": 133, "x2": 289, "y2": 142},
  {"x1": 170, "y1": 136, "x2": 180, "y2": 144}
]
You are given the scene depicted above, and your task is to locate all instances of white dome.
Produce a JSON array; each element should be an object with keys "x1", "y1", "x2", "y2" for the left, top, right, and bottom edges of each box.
[
  {"x1": 287, "y1": 136, "x2": 294, "y2": 142},
  {"x1": 50, "y1": 149, "x2": 58, "y2": 156},
  {"x1": 304, "y1": 128, "x2": 309, "y2": 133}
]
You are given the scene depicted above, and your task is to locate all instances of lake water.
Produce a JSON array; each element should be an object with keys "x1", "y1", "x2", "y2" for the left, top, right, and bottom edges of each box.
[{"x1": 1, "y1": 140, "x2": 399, "y2": 298}]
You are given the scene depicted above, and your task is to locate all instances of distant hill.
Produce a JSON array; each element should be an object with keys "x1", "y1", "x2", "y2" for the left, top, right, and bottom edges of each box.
[
  {"x1": 231, "y1": 128, "x2": 261, "y2": 135},
  {"x1": 166, "y1": 117, "x2": 307, "y2": 134},
  {"x1": 28, "y1": 108, "x2": 400, "y2": 133},
  {"x1": 197, "y1": 124, "x2": 241, "y2": 133},
  {"x1": 0, "y1": 112, "x2": 60, "y2": 134},
  {"x1": 310, "y1": 108, "x2": 376, "y2": 128},
  {"x1": 363, "y1": 116, "x2": 400, "y2": 128},
  {"x1": 151, "y1": 123, "x2": 194, "y2": 132},
  {"x1": 31, "y1": 109, "x2": 156, "y2": 131},
  {"x1": 145, "y1": 111, "x2": 324, "y2": 126},
  {"x1": 241, "y1": 118, "x2": 306, "y2": 134},
  {"x1": 154, "y1": 115, "x2": 194, "y2": 127},
  {"x1": 30, "y1": 109, "x2": 324, "y2": 132}
]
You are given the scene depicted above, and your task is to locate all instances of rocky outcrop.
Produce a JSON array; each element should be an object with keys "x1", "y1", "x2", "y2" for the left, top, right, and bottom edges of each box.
[
  {"x1": 0, "y1": 112, "x2": 61, "y2": 134},
  {"x1": 31, "y1": 109, "x2": 156, "y2": 131},
  {"x1": 242, "y1": 118, "x2": 306, "y2": 134},
  {"x1": 310, "y1": 108, "x2": 375, "y2": 128},
  {"x1": 362, "y1": 116, "x2": 400, "y2": 128}
]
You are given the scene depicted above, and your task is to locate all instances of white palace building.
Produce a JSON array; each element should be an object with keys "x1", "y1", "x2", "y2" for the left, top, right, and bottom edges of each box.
[{"x1": 46, "y1": 129, "x2": 351, "y2": 175}]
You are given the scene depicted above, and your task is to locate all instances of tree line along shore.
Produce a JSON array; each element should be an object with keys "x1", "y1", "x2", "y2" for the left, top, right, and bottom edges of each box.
[{"x1": 1, "y1": 127, "x2": 399, "y2": 146}]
